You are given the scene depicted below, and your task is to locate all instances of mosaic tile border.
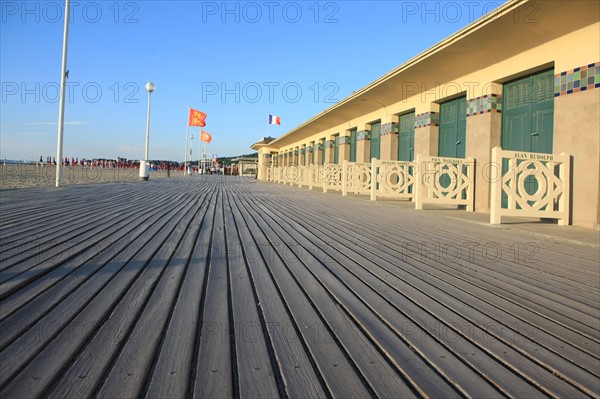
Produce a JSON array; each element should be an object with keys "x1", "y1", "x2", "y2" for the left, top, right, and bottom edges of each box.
[
  {"x1": 466, "y1": 94, "x2": 502, "y2": 117},
  {"x1": 338, "y1": 136, "x2": 351, "y2": 145},
  {"x1": 357, "y1": 130, "x2": 370, "y2": 141},
  {"x1": 381, "y1": 122, "x2": 396, "y2": 136},
  {"x1": 555, "y1": 61, "x2": 600, "y2": 97},
  {"x1": 415, "y1": 112, "x2": 439, "y2": 128}
]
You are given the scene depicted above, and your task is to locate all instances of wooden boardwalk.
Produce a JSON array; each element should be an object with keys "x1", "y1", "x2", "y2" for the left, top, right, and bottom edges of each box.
[{"x1": 0, "y1": 176, "x2": 598, "y2": 398}]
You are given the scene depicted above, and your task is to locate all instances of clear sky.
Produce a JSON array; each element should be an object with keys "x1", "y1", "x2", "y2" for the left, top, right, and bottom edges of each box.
[{"x1": 1, "y1": 0, "x2": 507, "y2": 162}]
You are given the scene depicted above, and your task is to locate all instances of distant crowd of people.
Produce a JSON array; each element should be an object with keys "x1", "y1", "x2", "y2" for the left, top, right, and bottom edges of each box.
[
  {"x1": 38, "y1": 156, "x2": 189, "y2": 171},
  {"x1": 39, "y1": 156, "x2": 139, "y2": 169}
]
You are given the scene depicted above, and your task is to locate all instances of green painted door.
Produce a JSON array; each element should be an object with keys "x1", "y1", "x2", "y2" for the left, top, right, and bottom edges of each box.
[
  {"x1": 349, "y1": 129, "x2": 357, "y2": 162},
  {"x1": 370, "y1": 122, "x2": 381, "y2": 160},
  {"x1": 398, "y1": 113, "x2": 415, "y2": 161},
  {"x1": 439, "y1": 97, "x2": 466, "y2": 158},
  {"x1": 502, "y1": 69, "x2": 554, "y2": 153},
  {"x1": 334, "y1": 135, "x2": 340, "y2": 164},
  {"x1": 397, "y1": 112, "x2": 416, "y2": 193},
  {"x1": 502, "y1": 69, "x2": 554, "y2": 208},
  {"x1": 311, "y1": 143, "x2": 316, "y2": 164}
]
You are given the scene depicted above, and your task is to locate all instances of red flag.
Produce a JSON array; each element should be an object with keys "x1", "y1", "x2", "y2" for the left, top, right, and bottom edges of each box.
[
  {"x1": 188, "y1": 108, "x2": 207, "y2": 127},
  {"x1": 200, "y1": 130, "x2": 212, "y2": 143}
]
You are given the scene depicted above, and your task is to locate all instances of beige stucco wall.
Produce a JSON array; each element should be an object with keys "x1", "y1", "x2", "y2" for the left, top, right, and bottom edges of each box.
[
  {"x1": 554, "y1": 89, "x2": 600, "y2": 229},
  {"x1": 466, "y1": 112, "x2": 502, "y2": 212}
]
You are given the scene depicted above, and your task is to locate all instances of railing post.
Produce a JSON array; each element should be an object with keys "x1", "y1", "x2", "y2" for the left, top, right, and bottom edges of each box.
[
  {"x1": 309, "y1": 164, "x2": 313, "y2": 190},
  {"x1": 342, "y1": 161, "x2": 348, "y2": 197},
  {"x1": 559, "y1": 152, "x2": 571, "y2": 226},
  {"x1": 323, "y1": 164, "x2": 328, "y2": 193},
  {"x1": 370, "y1": 158, "x2": 377, "y2": 201},
  {"x1": 466, "y1": 157, "x2": 475, "y2": 212},
  {"x1": 490, "y1": 147, "x2": 502, "y2": 224},
  {"x1": 415, "y1": 154, "x2": 423, "y2": 210}
]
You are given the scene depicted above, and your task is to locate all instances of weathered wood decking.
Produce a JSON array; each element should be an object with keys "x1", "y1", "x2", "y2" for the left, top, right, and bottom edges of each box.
[{"x1": 0, "y1": 176, "x2": 598, "y2": 398}]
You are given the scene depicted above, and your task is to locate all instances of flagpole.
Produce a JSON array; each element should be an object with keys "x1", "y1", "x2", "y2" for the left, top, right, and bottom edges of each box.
[
  {"x1": 55, "y1": 0, "x2": 70, "y2": 187},
  {"x1": 184, "y1": 106, "x2": 190, "y2": 175},
  {"x1": 267, "y1": 113, "x2": 270, "y2": 137},
  {"x1": 185, "y1": 125, "x2": 189, "y2": 176},
  {"x1": 198, "y1": 132, "x2": 202, "y2": 174}
]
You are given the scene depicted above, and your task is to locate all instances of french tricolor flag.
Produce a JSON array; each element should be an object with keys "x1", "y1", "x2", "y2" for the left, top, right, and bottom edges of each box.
[{"x1": 268, "y1": 114, "x2": 281, "y2": 125}]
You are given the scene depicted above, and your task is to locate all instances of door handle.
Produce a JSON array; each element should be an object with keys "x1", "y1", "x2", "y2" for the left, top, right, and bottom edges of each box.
[
  {"x1": 530, "y1": 132, "x2": 539, "y2": 136},
  {"x1": 456, "y1": 140, "x2": 461, "y2": 145}
]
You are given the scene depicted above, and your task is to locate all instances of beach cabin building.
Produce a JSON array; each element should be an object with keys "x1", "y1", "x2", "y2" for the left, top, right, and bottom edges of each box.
[{"x1": 252, "y1": 0, "x2": 600, "y2": 229}]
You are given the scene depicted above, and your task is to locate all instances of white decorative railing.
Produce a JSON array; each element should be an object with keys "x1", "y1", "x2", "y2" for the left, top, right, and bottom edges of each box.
[
  {"x1": 490, "y1": 147, "x2": 570, "y2": 225},
  {"x1": 279, "y1": 165, "x2": 309, "y2": 187},
  {"x1": 322, "y1": 164, "x2": 343, "y2": 193},
  {"x1": 268, "y1": 166, "x2": 275, "y2": 182},
  {"x1": 267, "y1": 156, "x2": 477, "y2": 213},
  {"x1": 342, "y1": 161, "x2": 371, "y2": 196},
  {"x1": 308, "y1": 165, "x2": 322, "y2": 190},
  {"x1": 371, "y1": 159, "x2": 415, "y2": 201},
  {"x1": 415, "y1": 155, "x2": 475, "y2": 211},
  {"x1": 274, "y1": 167, "x2": 284, "y2": 183},
  {"x1": 280, "y1": 166, "x2": 289, "y2": 184},
  {"x1": 296, "y1": 165, "x2": 309, "y2": 187}
]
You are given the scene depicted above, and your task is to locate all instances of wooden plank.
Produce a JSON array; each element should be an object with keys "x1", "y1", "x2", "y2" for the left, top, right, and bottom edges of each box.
[
  {"x1": 143, "y1": 191, "x2": 216, "y2": 399},
  {"x1": 49, "y1": 191, "x2": 210, "y2": 398},
  {"x1": 222, "y1": 187, "x2": 280, "y2": 398},
  {"x1": 0, "y1": 186, "x2": 138, "y2": 247},
  {"x1": 0, "y1": 190, "x2": 182, "y2": 294},
  {"x1": 271, "y1": 190, "x2": 600, "y2": 344},
  {"x1": 227, "y1": 185, "x2": 328, "y2": 398},
  {"x1": 0, "y1": 177, "x2": 598, "y2": 398},
  {"x1": 231, "y1": 186, "x2": 423, "y2": 398},
  {"x1": 242, "y1": 187, "x2": 507, "y2": 398},
  {"x1": 0, "y1": 190, "x2": 134, "y2": 247},
  {"x1": 0, "y1": 193, "x2": 199, "y2": 396},
  {"x1": 192, "y1": 190, "x2": 233, "y2": 398},
  {"x1": 262, "y1": 187, "x2": 598, "y2": 397},
  {"x1": 0, "y1": 196, "x2": 178, "y2": 351},
  {"x1": 0, "y1": 189, "x2": 183, "y2": 324},
  {"x1": 232, "y1": 188, "x2": 378, "y2": 398}
]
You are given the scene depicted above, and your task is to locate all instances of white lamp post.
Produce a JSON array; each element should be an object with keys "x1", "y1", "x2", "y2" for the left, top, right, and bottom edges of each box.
[{"x1": 140, "y1": 81, "x2": 155, "y2": 180}]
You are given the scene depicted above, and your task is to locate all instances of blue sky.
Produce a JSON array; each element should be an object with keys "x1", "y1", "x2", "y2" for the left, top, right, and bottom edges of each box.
[{"x1": 1, "y1": 0, "x2": 507, "y2": 162}]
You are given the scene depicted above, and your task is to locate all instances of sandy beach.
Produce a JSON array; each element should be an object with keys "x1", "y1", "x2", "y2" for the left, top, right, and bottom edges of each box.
[{"x1": 0, "y1": 164, "x2": 175, "y2": 190}]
